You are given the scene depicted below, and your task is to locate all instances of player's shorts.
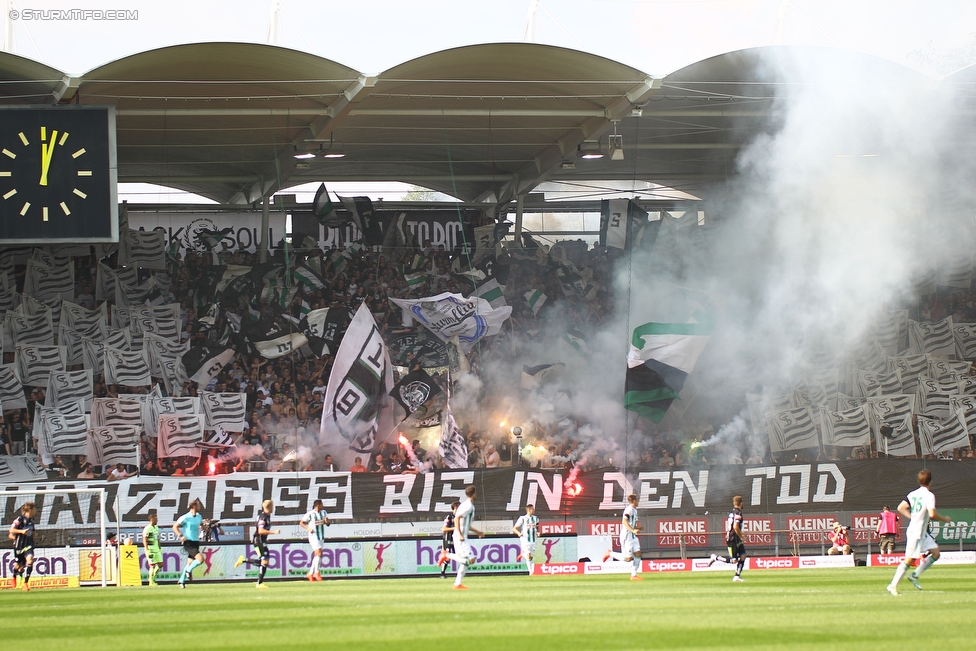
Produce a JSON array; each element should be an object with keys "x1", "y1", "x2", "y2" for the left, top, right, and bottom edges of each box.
[
  {"x1": 253, "y1": 541, "x2": 270, "y2": 561},
  {"x1": 521, "y1": 541, "x2": 537, "y2": 558},
  {"x1": 146, "y1": 546, "x2": 163, "y2": 565},
  {"x1": 442, "y1": 538, "x2": 455, "y2": 553},
  {"x1": 620, "y1": 534, "x2": 641, "y2": 558},
  {"x1": 308, "y1": 534, "x2": 323, "y2": 552},
  {"x1": 183, "y1": 541, "x2": 201, "y2": 557},
  {"x1": 453, "y1": 537, "x2": 474, "y2": 563},
  {"x1": 14, "y1": 545, "x2": 33, "y2": 564},
  {"x1": 726, "y1": 538, "x2": 746, "y2": 559},
  {"x1": 904, "y1": 531, "x2": 938, "y2": 559}
]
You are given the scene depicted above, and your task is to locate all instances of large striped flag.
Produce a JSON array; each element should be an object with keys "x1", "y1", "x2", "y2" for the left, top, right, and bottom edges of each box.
[
  {"x1": 181, "y1": 344, "x2": 234, "y2": 385},
  {"x1": 143, "y1": 332, "x2": 190, "y2": 378},
  {"x1": 157, "y1": 414, "x2": 205, "y2": 458},
  {"x1": 887, "y1": 354, "x2": 929, "y2": 391},
  {"x1": 46, "y1": 369, "x2": 94, "y2": 411},
  {"x1": 953, "y1": 323, "x2": 976, "y2": 360},
  {"x1": 145, "y1": 396, "x2": 200, "y2": 438},
  {"x1": 158, "y1": 357, "x2": 187, "y2": 396},
  {"x1": 59, "y1": 302, "x2": 108, "y2": 338},
  {"x1": 118, "y1": 228, "x2": 166, "y2": 270},
  {"x1": 57, "y1": 326, "x2": 86, "y2": 366},
  {"x1": 851, "y1": 368, "x2": 903, "y2": 398},
  {"x1": 0, "y1": 364, "x2": 26, "y2": 410},
  {"x1": 5, "y1": 311, "x2": 54, "y2": 347},
  {"x1": 866, "y1": 395, "x2": 917, "y2": 457},
  {"x1": 293, "y1": 263, "x2": 327, "y2": 290},
  {"x1": 319, "y1": 302, "x2": 396, "y2": 470},
  {"x1": 917, "y1": 414, "x2": 971, "y2": 455},
  {"x1": 819, "y1": 405, "x2": 871, "y2": 448},
  {"x1": 24, "y1": 257, "x2": 75, "y2": 302},
  {"x1": 35, "y1": 406, "x2": 88, "y2": 456},
  {"x1": 91, "y1": 397, "x2": 144, "y2": 429},
  {"x1": 86, "y1": 426, "x2": 140, "y2": 467},
  {"x1": 626, "y1": 320, "x2": 711, "y2": 423},
  {"x1": 201, "y1": 392, "x2": 246, "y2": 431},
  {"x1": 764, "y1": 406, "x2": 820, "y2": 453},
  {"x1": 15, "y1": 345, "x2": 66, "y2": 386},
  {"x1": 909, "y1": 317, "x2": 956, "y2": 358},
  {"x1": 103, "y1": 347, "x2": 151, "y2": 386},
  {"x1": 927, "y1": 357, "x2": 971, "y2": 381}
]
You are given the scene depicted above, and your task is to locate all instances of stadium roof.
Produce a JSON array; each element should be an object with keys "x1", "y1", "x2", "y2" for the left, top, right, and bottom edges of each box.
[{"x1": 0, "y1": 42, "x2": 947, "y2": 206}]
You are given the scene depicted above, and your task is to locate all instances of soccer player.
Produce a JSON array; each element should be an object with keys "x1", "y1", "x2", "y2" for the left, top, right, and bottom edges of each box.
[
  {"x1": 8, "y1": 502, "x2": 36, "y2": 591},
  {"x1": 603, "y1": 494, "x2": 643, "y2": 580},
  {"x1": 300, "y1": 499, "x2": 331, "y2": 581},
  {"x1": 173, "y1": 499, "x2": 206, "y2": 588},
  {"x1": 235, "y1": 500, "x2": 280, "y2": 588},
  {"x1": 437, "y1": 485, "x2": 482, "y2": 590},
  {"x1": 143, "y1": 512, "x2": 163, "y2": 586},
  {"x1": 512, "y1": 504, "x2": 539, "y2": 575},
  {"x1": 708, "y1": 495, "x2": 747, "y2": 582},
  {"x1": 440, "y1": 501, "x2": 459, "y2": 578},
  {"x1": 887, "y1": 469, "x2": 952, "y2": 595}
]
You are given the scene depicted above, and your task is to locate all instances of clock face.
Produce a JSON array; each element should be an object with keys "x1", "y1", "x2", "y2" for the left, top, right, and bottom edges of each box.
[{"x1": 0, "y1": 107, "x2": 117, "y2": 243}]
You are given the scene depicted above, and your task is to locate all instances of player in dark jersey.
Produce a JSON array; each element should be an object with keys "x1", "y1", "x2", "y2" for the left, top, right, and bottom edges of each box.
[
  {"x1": 708, "y1": 495, "x2": 747, "y2": 582},
  {"x1": 440, "y1": 501, "x2": 459, "y2": 578},
  {"x1": 234, "y1": 500, "x2": 280, "y2": 588},
  {"x1": 8, "y1": 502, "x2": 36, "y2": 591}
]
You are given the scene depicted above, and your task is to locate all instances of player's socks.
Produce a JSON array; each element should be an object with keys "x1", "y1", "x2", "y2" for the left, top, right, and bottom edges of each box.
[
  {"x1": 526, "y1": 559, "x2": 534, "y2": 574},
  {"x1": 187, "y1": 559, "x2": 203, "y2": 574},
  {"x1": 257, "y1": 564, "x2": 267, "y2": 585},
  {"x1": 24, "y1": 565, "x2": 33, "y2": 583},
  {"x1": 891, "y1": 561, "x2": 909, "y2": 587},
  {"x1": 455, "y1": 562, "x2": 467, "y2": 587},
  {"x1": 242, "y1": 558, "x2": 263, "y2": 567},
  {"x1": 310, "y1": 555, "x2": 321, "y2": 575},
  {"x1": 631, "y1": 557, "x2": 640, "y2": 577},
  {"x1": 735, "y1": 557, "x2": 745, "y2": 577},
  {"x1": 913, "y1": 554, "x2": 936, "y2": 577}
]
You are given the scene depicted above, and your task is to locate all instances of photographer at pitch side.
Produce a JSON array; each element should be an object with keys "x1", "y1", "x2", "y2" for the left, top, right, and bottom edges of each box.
[{"x1": 827, "y1": 522, "x2": 855, "y2": 562}]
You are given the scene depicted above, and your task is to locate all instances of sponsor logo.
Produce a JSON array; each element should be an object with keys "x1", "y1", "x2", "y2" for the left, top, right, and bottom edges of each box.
[
  {"x1": 742, "y1": 518, "x2": 774, "y2": 545},
  {"x1": 656, "y1": 519, "x2": 708, "y2": 547},
  {"x1": 539, "y1": 564, "x2": 579, "y2": 575},
  {"x1": 869, "y1": 554, "x2": 906, "y2": 566},
  {"x1": 540, "y1": 522, "x2": 576, "y2": 535},
  {"x1": 753, "y1": 557, "x2": 798, "y2": 570},
  {"x1": 643, "y1": 559, "x2": 690, "y2": 572},
  {"x1": 786, "y1": 515, "x2": 837, "y2": 545},
  {"x1": 800, "y1": 558, "x2": 816, "y2": 567}
]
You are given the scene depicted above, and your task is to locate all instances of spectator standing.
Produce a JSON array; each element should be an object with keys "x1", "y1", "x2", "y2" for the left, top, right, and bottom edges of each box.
[
  {"x1": 349, "y1": 457, "x2": 367, "y2": 473},
  {"x1": 876, "y1": 505, "x2": 899, "y2": 554}
]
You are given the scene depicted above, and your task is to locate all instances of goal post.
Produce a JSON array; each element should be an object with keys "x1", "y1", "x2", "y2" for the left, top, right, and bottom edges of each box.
[{"x1": 2, "y1": 487, "x2": 108, "y2": 588}]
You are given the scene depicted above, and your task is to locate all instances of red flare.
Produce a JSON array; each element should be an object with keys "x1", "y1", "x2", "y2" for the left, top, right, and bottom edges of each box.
[
  {"x1": 208, "y1": 461, "x2": 216, "y2": 475},
  {"x1": 566, "y1": 482, "x2": 583, "y2": 497},
  {"x1": 398, "y1": 434, "x2": 409, "y2": 446}
]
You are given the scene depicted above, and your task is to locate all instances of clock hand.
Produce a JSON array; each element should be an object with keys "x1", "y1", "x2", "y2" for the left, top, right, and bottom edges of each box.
[{"x1": 39, "y1": 129, "x2": 59, "y2": 186}]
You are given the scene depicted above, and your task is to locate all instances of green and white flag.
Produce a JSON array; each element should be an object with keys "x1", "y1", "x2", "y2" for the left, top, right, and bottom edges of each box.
[
  {"x1": 473, "y1": 277, "x2": 506, "y2": 309},
  {"x1": 524, "y1": 289, "x2": 546, "y2": 315},
  {"x1": 293, "y1": 264, "x2": 326, "y2": 290},
  {"x1": 561, "y1": 328, "x2": 591, "y2": 356},
  {"x1": 403, "y1": 253, "x2": 429, "y2": 289}
]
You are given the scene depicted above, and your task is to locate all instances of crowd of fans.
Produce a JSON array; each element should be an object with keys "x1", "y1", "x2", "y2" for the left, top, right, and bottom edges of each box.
[{"x1": 2, "y1": 227, "x2": 975, "y2": 480}]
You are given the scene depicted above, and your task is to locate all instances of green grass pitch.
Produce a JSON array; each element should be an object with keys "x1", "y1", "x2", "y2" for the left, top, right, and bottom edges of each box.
[{"x1": 2, "y1": 567, "x2": 974, "y2": 650}]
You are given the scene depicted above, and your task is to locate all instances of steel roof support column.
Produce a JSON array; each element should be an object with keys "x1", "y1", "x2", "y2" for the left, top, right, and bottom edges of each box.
[{"x1": 259, "y1": 195, "x2": 270, "y2": 263}]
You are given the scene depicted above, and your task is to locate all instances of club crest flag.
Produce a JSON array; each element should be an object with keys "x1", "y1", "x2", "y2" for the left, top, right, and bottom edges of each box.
[
  {"x1": 390, "y1": 369, "x2": 441, "y2": 415},
  {"x1": 201, "y1": 391, "x2": 246, "y2": 431},
  {"x1": 320, "y1": 303, "x2": 396, "y2": 469},
  {"x1": 389, "y1": 292, "x2": 512, "y2": 352},
  {"x1": 86, "y1": 426, "x2": 139, "y2": 467},
  {"x1": 438, "y1": 406, "x2": 469, "y2": 469}
]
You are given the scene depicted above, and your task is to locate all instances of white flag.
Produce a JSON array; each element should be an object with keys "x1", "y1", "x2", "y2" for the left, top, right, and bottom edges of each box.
[{"x1": 157, "y1": 414, "x2": 205, "y2": 458}]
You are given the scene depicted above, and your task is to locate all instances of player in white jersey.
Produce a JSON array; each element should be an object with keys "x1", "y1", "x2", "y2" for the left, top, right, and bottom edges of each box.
[
  {"x1": 887, "y1": 469, "x2": 952, "y2": 596},
  {"x1": 438, "y1": 485, "x2": 482, "y2": 590},
  {"x1": 300, "y1": 499, "x2": 331, "y2": 581},
  {"x1": 603, "y1": 494, "x2": 643, "y2": 580},
  {"x1": 512, "y1": 504, "x2": 539, "y2": 575}
]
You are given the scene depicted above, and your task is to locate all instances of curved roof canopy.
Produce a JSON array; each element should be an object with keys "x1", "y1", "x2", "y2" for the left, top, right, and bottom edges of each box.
[{"x1": 0, "y1": 42, "x2": 946, "y2": 205}]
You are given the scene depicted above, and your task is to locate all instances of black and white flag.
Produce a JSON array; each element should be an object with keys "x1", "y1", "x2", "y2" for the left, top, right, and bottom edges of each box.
[
  {"x1": 60, "y1": 301, "x2": 108, "y2": 338},
  {"x1": 764, "y1": 406, "x2": 820, "y2": 453},
  {"x1": 35, "y1": 406, "x2": 88, "y2": 456},
  {"x1": 927, "y1": 357, "x2": 971, "y2": 381},
  {"x1": 201, "y1": 391, "x2": 246, "y2": 431},
  {"x1": 338, "y1": 195, "x2": 384, "y2": 246},
  {"x1": 438, "y1": 407, "x2": 469, "y2": 469},
  {"x1": 916, "y1": 376, "x2": 959, "y2": 417},
  {"x1": 143, "y1": 332, "x2": 190, "y2": 378},
  {"x1": 389, "y1": 369, "x2": 441, "y2": 416},
  {"x1": 57, "y1": 326, "x2": 85, "y2": 366},
  {"x1": 819, "y1": 405, "x2": 871, "y2": 448},
  {"x1": 953, "y1": 323, "x2": 976, "y2": 360},
  {"x1": 157, "y1": 414, "x2": 205, "y2": 458},
  {"x1": 867, "y1": 395, "x2": 917, "y2": 457},
  {"x1": 6, "y1": 311, "x2": 54, "y2": 347},
  {"x1": 909, "y1": 317, "x2": 956, "y2": 358},
  {"x1": 0, "y1": 364, "x2": 27, "y2": 410},
  {"x1": 145, "y1": 396, "x2": 200, "y2": 438},
  {"x1": 24, "y1": 257, "x2": 74, "y2": 302},
  {"x1": 199, "y1": 426, "x2": 235, "y2": 449},
  {"x1": 887, "y1": 354, "x2": 929, "y2": 393},
  {"x1": 300, "y1": 308, "x2": 348, "y2": 357},
  {"x1": 118, "y1": 228, "x2": 166, "y2": 270},
  {"x1": 181, "y1": 344, "x2": 234, "y2": 386},
  {"x1": 241, "y1": 319, "x2": 307, "y2": 359},
  {"x1": 103, "y1": 347, "x2": 151, "y2": 386},
  {"x1": 91, "y1": 397, "x2": 144, "y2": 429},
  {"x1": 851, "y1": 368, "x2": 903, "y2": 398},
  {"x1": 917, "y1": 414, "x2": 971, "y2": 455},
  {"x1": 15, "y1": 345, "x2": 66, "y2": 386},
  {"x1": 46, "y1": 369, "x2": 94, "y2": 411},
  {"x1": 86, "y1": 426, "x2": 140, "y2": 467},
  {"x1": 158, "y1": 357, "x2": 187, "y2": 396},
  {"x1": 320, "y1": 303, "x2": 396, "y2": 470}
]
